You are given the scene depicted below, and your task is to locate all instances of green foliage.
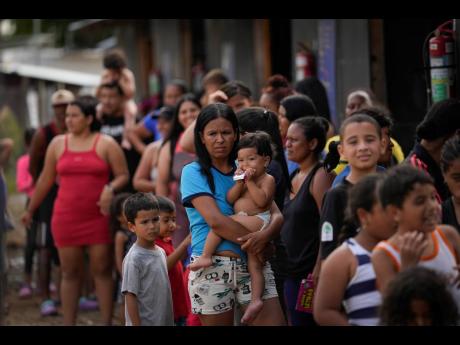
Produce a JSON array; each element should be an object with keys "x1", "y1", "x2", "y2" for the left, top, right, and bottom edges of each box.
[
  {"x1": 0, "y1": 106, "x2": 25, "y2": 194},
  {"x1": 4, "y1": 19, "x2": 76, "y2": 47}
]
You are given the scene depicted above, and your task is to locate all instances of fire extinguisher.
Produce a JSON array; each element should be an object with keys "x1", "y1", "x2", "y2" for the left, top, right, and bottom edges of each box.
[
  {"x1": 426, "y1": 20, "x2": 456, "y2": 105},
  {"x1": 295, "y1": 42, "x2": 315, "y2": 81}
]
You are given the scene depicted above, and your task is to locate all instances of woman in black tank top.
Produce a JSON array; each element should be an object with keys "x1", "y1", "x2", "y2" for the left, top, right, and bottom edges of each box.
[{"x1": 281, "y1": 117, "x2": 334, "y2": 326}]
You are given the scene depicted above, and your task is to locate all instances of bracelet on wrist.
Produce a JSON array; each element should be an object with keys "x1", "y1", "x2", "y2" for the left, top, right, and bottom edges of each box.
[{"x1": 105, "y1": 184, "x2": 114, "y2": 193}]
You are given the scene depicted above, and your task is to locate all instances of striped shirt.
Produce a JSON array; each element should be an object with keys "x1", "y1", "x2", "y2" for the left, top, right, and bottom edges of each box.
[
  {"x1": 342, "y1": 238, "x2": 381, "y2": 326},
  {"x1": 375, "y1": 228, "x2": 460, "y2": 310}
]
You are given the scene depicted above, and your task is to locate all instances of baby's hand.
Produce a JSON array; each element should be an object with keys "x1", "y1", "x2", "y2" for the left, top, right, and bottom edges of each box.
[
  {"x1": 235, "y1": 168, "x2": 244, "y2": 176},
  {"x1": 244, "y1": 168, "x2": 256, "y2": 181}
]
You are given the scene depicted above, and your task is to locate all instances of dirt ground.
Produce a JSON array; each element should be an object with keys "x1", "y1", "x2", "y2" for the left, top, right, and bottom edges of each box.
[{"x1": 2, "y1": 193, "x2": 123, "y2": 326}]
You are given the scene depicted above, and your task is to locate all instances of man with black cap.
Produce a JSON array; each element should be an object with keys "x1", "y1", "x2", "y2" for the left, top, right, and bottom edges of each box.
[{"x1": 28, "y1": 89, "x2": 75, "y2": 316}]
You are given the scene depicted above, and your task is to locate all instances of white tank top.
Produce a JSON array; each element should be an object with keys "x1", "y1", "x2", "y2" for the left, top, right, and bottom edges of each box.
[{"x1": 375, "y1": 228, "x2": 460, "y2": 310}]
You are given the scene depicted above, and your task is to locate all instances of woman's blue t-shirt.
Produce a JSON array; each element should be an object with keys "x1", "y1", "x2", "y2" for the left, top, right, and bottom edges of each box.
[{"x1": 180, "y1": 161, "x2": 245, "y2": 259}]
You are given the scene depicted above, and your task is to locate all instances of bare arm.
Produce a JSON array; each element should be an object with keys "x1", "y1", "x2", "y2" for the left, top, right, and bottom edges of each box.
[
  {"x1": 226, "y1": 179, "x2": 245, "y2": 204},
  {"x1": 127, "y1": 121, "x2": 154, "y2": 155},
  {"x1": 191, "y1": 195, "x2": 251, "y2": 242},
  {"x1": 22, "y1": 137, "x2": 60, "y2": 226},
  {"x1": 155, "y1": 142, "x2": 172, "y2": 197},
  {"x1": 313, "y1": 247, "x2": 353, "y2": 326},
  {"x1": 178, "y1": 119, "x2": 196, "y2": 154},
  {"x1": 371, "y1": 249, "x2": 398, "y2": 294},
  {"x1": 98, "y1": 137, "x2": 130, "y2": 215},
  {"x1": 133, "y1": 142, "x2": 158, "y2": 192},
  {"x1": 119, "y1": 68, "x2": 136, "y2": 99},
  {"x1": 439, "y1": 225, "x2": 460, "y2": 263},
  {"x1": 115, "y1": 233, "x2": 128, "y2": 276},
  {"x1": 124, "y1": 293, "x2": 141, "y2": 326},
  {"x1": 166, "y1": 234, "x2": 191, "y2": 271},
  {"x1": 245, "y1": 173, "x2": 275, "y2": 209},
  {"x1": 311, "y1": 168, "x2": 334, "y2": 213}
]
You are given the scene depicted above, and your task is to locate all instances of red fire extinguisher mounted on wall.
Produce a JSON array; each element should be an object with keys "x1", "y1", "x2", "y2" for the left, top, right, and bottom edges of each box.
[
  {"x1": 426, "y1": 20, "x2": 456, "y2": 105},
  {"x1": 295, "y1": 42, "x2": 316, "y2": 82}
]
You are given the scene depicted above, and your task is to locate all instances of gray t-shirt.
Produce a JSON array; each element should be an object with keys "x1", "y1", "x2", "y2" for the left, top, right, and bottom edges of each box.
[{"x1": 121, "y1": 243, "x2": 174, "y2": 326}]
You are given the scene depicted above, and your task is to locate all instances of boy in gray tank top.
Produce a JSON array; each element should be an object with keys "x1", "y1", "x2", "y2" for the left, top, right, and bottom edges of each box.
[{"x1": 121, "y1": 193, "x2": 174, "y2": 326}]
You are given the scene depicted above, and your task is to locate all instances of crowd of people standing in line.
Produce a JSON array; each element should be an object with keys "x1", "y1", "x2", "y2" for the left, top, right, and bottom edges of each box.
[{"x1": 2, "y1": 47, "x2": 460, "y2": 326}]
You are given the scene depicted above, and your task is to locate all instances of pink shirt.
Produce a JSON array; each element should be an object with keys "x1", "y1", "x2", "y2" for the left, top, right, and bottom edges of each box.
[{"x1": 16, "y1": 154, "x2": 35, "y2": 197}]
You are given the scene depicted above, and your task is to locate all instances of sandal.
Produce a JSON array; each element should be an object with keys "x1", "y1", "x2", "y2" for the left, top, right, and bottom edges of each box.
[{"x1": 40, "y1": 299, "x2": 58, "y2": 316}]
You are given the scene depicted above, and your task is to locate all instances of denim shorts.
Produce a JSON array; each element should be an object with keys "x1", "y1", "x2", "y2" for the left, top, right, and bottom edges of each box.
[{"x1": 188, "y1": 255, "x2": 278, "y2": 315}]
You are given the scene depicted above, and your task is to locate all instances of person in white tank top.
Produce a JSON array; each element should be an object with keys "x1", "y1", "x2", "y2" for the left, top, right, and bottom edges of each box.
[{"x1": 372, "y1": 165, "x2": 460, "y2": 311}]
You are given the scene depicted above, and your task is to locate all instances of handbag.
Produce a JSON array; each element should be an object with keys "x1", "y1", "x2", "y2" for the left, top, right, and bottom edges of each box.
[{"x1": 295, "y1": 273, "x2": 314, "y2": 313}]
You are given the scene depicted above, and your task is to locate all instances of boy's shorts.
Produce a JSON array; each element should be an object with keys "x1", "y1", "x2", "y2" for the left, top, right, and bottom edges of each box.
[{"x1": 188, "y1": 255, "x2": 278, "y2": 315}]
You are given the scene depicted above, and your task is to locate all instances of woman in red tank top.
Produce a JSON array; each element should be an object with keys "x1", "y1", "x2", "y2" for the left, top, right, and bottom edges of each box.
[{"x1": 22, "y1": 95, "x2": 129, "y2": 325}]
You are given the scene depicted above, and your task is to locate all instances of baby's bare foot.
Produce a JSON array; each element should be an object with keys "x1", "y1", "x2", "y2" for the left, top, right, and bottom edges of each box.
[{"x1": 189, "y1": 257, "x2": 213, "y2": 271}]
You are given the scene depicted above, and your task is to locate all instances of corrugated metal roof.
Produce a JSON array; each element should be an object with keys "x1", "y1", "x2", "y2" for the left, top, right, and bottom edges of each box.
[{"x1": 0, "y1": 61, "x2": 100, "y2": 86}]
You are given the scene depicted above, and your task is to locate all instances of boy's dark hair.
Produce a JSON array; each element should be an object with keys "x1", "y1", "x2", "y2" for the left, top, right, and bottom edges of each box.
[
  {"x1": 416, "y1": 98, "x2": 460, "y2": 141},
  {"x1": 156, "y1": 196, "x2": 176, "y2": 213},
  {"x1": 379, "y1": 164, "x2": 434, "y2": 209},
  {"x1": 339, "y1": 113, "x2": 381, "y2": 138},
  {"x1": 220, "y1": 80, "x2": 252, "y2": 99},
  {"x1": 237, "y1": 131, "x2": 273, "y2": 161},
  {"x1": 350, "y1": 106, "x2": 393, "y2": 132},
  {"x1": 123, "y1": 192, "x2": 159, "y2": 224},
  {"x1": 100, "y1": 80, "x2": 124, "y2": 97},
  {"x1": 103, "y1": 49, "x2": 127, "y2": 70},
  {"x1": 380, "y1": 266, "x2": 458, "y2": 326},
  {"x1": 109, "y1": 193, "x2": 132, "y2": 235},
  {"x1": 339, "y1": 174, "x2": 382, "y2": 244},
  {"x1": 441, "y1": 134, "x2": 460, "y2": 173},
  {"x1": 69, "y1": 95, "x2": 101, "y2": 132},
  {"x1": 292, "y1": 116, "x2": 328, "y2": 157}
]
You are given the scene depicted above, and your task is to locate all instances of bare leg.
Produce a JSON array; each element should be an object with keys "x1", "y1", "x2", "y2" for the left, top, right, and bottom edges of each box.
[
  {"x1": 58, "y1": 246, "x2": 85, "y2": 325},
  {"x1": 228, "y1": 214, "x2": 265, "y2": 324},
  {"x1": 199, "y1": 309, "x2": 235, "y2": 326},
  {"x1": 230, "y1": 214, "x2": 263, "y2": 233},
  {"x1": 241, "y1": 253, "x2": 264, "y2": 324},
  {"x1": 189, "y1": 231, "x2": 222, "y2": 271},
  {"x1": 242, "y1": 297, "x2": 286, "y2": 326},
  {"x1": 89, "y1": 244, "x2": 114, "y2": 325}
]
